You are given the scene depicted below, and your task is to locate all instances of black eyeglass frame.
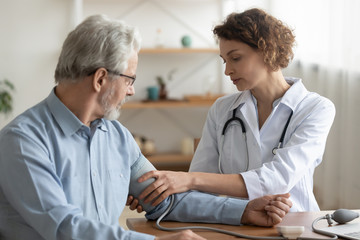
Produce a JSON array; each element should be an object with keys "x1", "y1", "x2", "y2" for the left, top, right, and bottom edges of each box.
[{"x1": 87, "y1": 68, "x2": 136, "y2": 86}]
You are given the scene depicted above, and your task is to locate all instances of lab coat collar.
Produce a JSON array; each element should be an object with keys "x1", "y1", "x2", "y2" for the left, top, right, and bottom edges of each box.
[
  {"x1": 227, "y1": 77, "x2": 308, "y2": 112},
  {"x1": 228, "y1": 90, "x2": 251, "y2": 112},
  {"x1": 228, "y1": 90, "x2": 260, "y2": 144},
  {"x1": 225, "y1": 77, "x2": 308, "y2": 146},
  {"x1": 280, "y1": 77, "x2": 308, "y2": 111}
]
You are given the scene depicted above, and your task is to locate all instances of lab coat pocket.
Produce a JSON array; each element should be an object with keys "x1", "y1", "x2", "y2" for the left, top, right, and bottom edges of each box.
[{"x1": 222, "y1": 124, "x2": 249, "y2": 173}]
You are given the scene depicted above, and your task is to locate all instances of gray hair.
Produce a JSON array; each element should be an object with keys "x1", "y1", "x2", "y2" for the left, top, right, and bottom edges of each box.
[{"x1": 54, "y1": 14, "x2": 141, "y2": 83}]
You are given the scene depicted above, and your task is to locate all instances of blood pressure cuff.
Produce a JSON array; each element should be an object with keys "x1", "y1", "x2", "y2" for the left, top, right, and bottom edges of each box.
[
  {"x1": 129, "y1": 156, "x2": 247, "y2": 225},
  {"x1": 129, "y1": 155, "x2": 159, "y2": 212}
]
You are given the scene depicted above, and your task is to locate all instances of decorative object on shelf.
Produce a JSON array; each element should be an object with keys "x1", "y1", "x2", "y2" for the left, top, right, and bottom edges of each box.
[
  {"x1": 147, "y1": 86, "x2": 159, "y2": 101},
  {"x1": 134, "y1": 135, "x2": 156, "y2": 156},
  {"x1": 181, "y1": 35, "x2": 192, "y2": 48},
  {"x1": 156, "y1": 68, "x2": 177, "y2": 100},
  {"x1": 181, "y1": 137, "x2": 194, "y2": 155},
  {"x1": 156, "y1": 76, "x2": 167, "y2": 100},
  {"x1": 0, "y1": 79, "x2": 15, "y2": 115},
  {"x1": 155, "y1": 28, "x2": 164, "y2": 48},
  {"x1": 142, "y1": 140, "x2": 156, "y2": 156}
]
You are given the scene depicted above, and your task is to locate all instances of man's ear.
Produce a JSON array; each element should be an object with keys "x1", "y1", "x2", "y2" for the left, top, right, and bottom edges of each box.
[{"x1": 92, "y1": 68, "x2": 108, "y2": 92}]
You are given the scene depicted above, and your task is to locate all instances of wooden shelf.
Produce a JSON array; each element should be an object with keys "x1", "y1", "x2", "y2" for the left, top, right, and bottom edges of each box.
[
  {"x1": 140, "y1": 48, "x2": 218, "y2": 54},
  {"x1": 123, "y1": 94, "x2": 223, "y2": 109},
  {"x1": 122, "y1": 99, "x2": 216, "y2": 109},
  {"x1": 146, "y1": 153, "x2": 193, "y2": 171}
]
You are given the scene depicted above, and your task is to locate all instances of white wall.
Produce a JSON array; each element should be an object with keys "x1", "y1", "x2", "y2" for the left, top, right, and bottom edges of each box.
[{"x1": 0, "y1": 0, "x2": 76, "y2": 128}]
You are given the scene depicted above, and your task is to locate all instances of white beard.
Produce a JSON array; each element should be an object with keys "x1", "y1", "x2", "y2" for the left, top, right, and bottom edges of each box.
[{"x1": 102, "y1": 87, "x2": 127, "y2": 121}]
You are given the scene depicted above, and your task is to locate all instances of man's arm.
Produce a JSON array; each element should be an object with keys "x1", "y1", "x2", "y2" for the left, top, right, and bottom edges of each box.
[
  {"x1": 0, "y1": 129, "x2": 154, "y2": 240},
  {"x1": 129, "y1": 155, "x2": 292, "y2": 226},
  {"x1": 145, "y1": 191, "x2": 291, "y2": 226}
]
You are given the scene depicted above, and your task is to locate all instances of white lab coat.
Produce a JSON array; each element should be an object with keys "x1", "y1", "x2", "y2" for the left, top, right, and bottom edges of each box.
[{"x1": 190, "y1": 78, "x2": 335, "y2": 211}]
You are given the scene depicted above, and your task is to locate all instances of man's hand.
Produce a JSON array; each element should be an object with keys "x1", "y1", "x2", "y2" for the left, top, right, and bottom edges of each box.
[
  {"x1": 126, "y1": 195, "x2": 144, "y2": 213},
  {"x1": 155, "y1": 230, "x2": 206, "y2": 240},
  {"x1": 241, "y1": 193, "x2": 292, "y2": 227}
]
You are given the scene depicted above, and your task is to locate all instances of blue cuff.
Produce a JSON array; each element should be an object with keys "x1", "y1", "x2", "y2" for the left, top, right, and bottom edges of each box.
[{"x1": 146, "y1": 191, "x2": 248, "y2": 226}]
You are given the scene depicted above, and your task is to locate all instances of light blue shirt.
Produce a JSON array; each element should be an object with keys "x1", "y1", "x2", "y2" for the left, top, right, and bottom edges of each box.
[
  {"x1": 0, "y1": 89, "x2": 248, "y2": 240},
  {"x1": 190, "y1": 78, "x2": 336, "y2": 212}
]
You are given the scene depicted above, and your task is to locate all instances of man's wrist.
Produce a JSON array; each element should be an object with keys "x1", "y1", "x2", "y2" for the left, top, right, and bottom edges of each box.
[
  {"x1": 188, "y1": 172, "x2": 198, "y2": 190},
  {"x1": 240, "y1": 202, "x2": 251, "y2": 225}
]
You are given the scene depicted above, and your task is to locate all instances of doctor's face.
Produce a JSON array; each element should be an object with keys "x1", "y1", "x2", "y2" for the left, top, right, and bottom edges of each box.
[{"x1": 219, "y1": 39, "x2": 268, "y2": 91}]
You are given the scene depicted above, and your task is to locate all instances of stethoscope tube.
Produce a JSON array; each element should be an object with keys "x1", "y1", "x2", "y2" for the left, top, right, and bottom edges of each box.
[
  {"x1": 222, "y1": 109, "x2": 246, "y2": 134},
  {"x1": 272, "y1": 111, "x2": 293, "y2": 155},
  {"x1": 219, "y1": 108, "x2": 293, "y2": 173},
  {"x1": 219, "y1": 108, "x2": 248, "y2": 173}
]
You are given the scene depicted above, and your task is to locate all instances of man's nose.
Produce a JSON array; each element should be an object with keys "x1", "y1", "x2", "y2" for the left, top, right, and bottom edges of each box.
[{"x1": 127, "y1": 85, "x2": 135, "y2": 96}]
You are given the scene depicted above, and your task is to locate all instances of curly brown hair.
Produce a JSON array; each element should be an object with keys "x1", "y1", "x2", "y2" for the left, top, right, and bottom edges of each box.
[{"x1": 213, "y1": 8, "x2": 295, "y2": 71}]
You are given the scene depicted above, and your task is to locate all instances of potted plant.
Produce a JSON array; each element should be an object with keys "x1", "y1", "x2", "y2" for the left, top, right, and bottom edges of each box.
[
  {"x1": 156, "y1": 69, "x2": 177, "y2": 100},
  {"x1": 0, "y1": 79, "x2": 15, "y2": 115}
]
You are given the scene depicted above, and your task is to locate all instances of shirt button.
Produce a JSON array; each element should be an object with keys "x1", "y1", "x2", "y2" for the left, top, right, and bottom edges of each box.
[
  {"x1": 92, "y1": 171, "x2": 96, "y2": 177},
  {"x1": 120, "y1": 174, "x2": 123, "y2": 178}
]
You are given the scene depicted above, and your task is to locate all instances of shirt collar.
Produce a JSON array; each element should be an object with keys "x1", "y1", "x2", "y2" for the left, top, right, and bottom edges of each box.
[{"x1": 46, "y1": 88, "x2": 108, "y2": 137}]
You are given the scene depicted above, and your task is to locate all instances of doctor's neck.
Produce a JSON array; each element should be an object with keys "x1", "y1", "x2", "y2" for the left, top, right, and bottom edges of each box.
[{"x1": 250, "y1": 71, "x2": 290, "y2": 106}]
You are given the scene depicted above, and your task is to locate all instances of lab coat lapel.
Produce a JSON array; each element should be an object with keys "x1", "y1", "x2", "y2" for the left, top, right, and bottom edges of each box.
[{"x1": 231, "y1": 91, "x2": 261, "y2": 147}]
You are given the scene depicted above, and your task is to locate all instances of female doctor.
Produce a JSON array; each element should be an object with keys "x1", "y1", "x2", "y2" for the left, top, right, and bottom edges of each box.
[{"x1": 129, "y1": 8, "x2": 335, "y2": 212}]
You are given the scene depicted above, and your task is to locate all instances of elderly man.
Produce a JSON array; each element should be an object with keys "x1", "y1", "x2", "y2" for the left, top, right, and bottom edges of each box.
[{"x1": 0, "y1": 15, "x2": 291, "y2": 240}]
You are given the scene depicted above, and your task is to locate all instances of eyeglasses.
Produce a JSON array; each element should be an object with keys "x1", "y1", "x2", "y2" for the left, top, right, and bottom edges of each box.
[
  {"x1": 106, "y1": 69, "x2": 136, "y2": 86},
  {"x1": 88, "y1": 68, "x2": 136, "y2": 86}
]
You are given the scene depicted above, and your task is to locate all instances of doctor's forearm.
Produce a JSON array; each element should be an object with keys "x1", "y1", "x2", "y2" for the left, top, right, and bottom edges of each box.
[{"x1": 189, "y1": 172, "x2": 249, "y2": 198}]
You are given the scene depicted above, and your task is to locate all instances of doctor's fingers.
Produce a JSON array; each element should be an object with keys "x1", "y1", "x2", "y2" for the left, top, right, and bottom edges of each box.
[
  {"x1": 144, "y1": 178, "x2": 191, "y2": 205},
  {"x1": 144, "y1": 184, "x2": 171, "y2": 205},
  {"x1": 138, "y1": 170, "x2": 159, "y2": 183},
  {"x1": 138, "y1": 171, "x2": 176, "y2": 199},
  {"x1": 138, "y1": 178, "x2": 166, "y2": 200},
  {"x1": 139, "y1": 171, "x2": 190, "y2": 200}
]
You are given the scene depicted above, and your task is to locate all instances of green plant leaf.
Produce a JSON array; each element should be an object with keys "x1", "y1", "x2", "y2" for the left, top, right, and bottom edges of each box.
[{"x1": 0, "y1": 78, "x2": 15, "y2": 114}]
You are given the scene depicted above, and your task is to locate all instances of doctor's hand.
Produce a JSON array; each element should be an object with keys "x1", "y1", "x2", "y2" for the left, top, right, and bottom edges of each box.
[
  {"x1": 241, "y1": 193, "x2": 292, "y2": 227},
  {"x1": 137, "y1": 170, "x2": 193, "y2": 207}
]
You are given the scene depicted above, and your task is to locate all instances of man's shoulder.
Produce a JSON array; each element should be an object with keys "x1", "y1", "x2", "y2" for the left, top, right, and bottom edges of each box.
[
  {"x1": 0, "y1": 99, "x2": 51, "y2": 139},
  {"x1": 103, "y1": 119, "x2": 126, "y2": 132},
  {"x1": 102, "y1": 119, "x2": 135, "y2": 139}
]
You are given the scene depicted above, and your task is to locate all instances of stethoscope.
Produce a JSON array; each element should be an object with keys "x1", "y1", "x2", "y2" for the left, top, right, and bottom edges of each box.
[{"x1": 218, "y1": 107, "x2": 293, "y2": 174}]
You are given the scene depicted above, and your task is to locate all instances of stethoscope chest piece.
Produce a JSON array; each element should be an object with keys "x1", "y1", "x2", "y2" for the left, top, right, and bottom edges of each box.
[{"x1": 272, "y1": 147, "x2": 278, "y2": 155}]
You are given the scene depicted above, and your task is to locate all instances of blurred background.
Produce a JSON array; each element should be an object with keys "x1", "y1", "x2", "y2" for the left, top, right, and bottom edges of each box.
[{"x1": 1, "y1": 0, "x2": 360, "y2": 212}]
